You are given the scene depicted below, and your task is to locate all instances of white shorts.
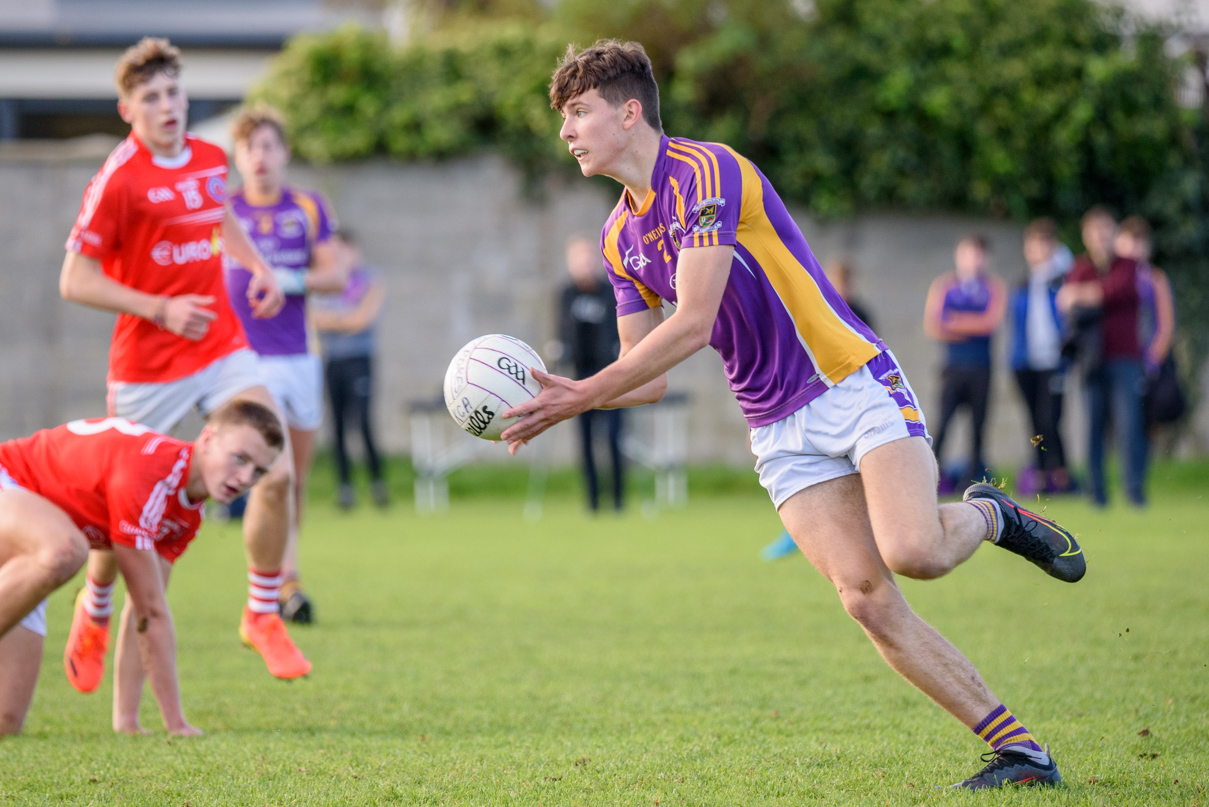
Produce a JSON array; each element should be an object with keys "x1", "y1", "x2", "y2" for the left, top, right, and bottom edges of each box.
[
  {"x1": 107, "y1": 348, "x2": 263, "y2": 433},
  {"x1": 1, "y1": 465, "x2": 49, "y2": 637},
  {"x1": 258, "y1": 353, "x2": 324, "y2": 431},
  {"x1": 751, "y1": 351, "x2": 932, "y2": 509}
]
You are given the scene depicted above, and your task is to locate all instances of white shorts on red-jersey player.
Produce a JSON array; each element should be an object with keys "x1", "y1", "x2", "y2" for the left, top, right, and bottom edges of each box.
[
  {"x1": 258, "y1": 354, "x2": 323, "y2": 431},
  {"x1": 0, "y1": 466, "x2": 47, "y2": 637},
  {"x1": 751, "y1": 351, "x2": 932, "y2": 509},
  {"x1": 106, "y1": 348, "x2": 261, "y2": 434}
]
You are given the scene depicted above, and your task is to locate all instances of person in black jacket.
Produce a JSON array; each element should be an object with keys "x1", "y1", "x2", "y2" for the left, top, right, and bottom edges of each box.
[{"x1": 555, "y1": 236, "x2": 625, "y2": 511}]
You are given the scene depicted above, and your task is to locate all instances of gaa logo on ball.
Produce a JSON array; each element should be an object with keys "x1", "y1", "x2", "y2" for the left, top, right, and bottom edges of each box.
[{"x1": 443, "y1": 335, "x2": 545, "y2": 441}]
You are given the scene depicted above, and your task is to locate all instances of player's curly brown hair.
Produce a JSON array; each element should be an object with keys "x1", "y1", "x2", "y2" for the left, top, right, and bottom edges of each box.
[
  {"x1": 230, "y1": 104, "x2": 289, "y2": 148},
  {"x1": 114, "y1": 37, "x2": 182, "y2": 99},
  {"x1": 208, "y1": 400, "x2": 284, "y2": 451},
  {"x1": 549, "y1": 40, "x2": 662, "y2": 132}
]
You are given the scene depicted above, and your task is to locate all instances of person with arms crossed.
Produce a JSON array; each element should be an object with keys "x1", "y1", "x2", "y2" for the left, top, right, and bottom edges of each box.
[
  {"x1": 311, "y1": 230, "x2": 389, "y2": 509},
  {"x1": 57, "y1": 38, "x2": 310, "y2": 683},
  {"x1": 0, "y1": 402, "x2": 283, "y2": 735},
  {"x1": 503, "y1": 40, "x2": 1086, "y2": 789},
  {"x1": 226, "y1": 105, "x2": 349, "y2": 622},
  {"x1": 923, "y1": 235, "x2": 1006, "y2": 492}
]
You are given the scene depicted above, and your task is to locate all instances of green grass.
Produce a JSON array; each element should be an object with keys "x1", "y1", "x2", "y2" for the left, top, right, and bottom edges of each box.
[{"x1": 2, "y1": 461, "x2": 1207, "y2": 805}]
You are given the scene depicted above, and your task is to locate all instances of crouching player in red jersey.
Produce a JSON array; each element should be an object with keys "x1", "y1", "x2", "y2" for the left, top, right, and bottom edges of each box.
[
  {"x1": 58, "y1": 38, "x2": 310, "y2": 683},
  {"x1": 502, "y1": 41, "x2": 1087, "y2": 790},
  {"x1": 0, "y1": 401, "x2": 283, "y2": 735}
]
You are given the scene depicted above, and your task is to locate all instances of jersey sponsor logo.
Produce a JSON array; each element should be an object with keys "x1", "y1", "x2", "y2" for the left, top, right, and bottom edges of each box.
[
  {"x1": 147, "y1": 186, "x2": 176, "y2": 203},
  {"x1": 80, "y1": 230, "x2": 103, "y2": 247},
  {"x1": 691, "y1": 197, "x2": 726, "y2": 233},
  {"x1": 206, "y1": 174, "x2": 227, "y2": 203},
  {"x1": 174, "y1": 178, "x2": 204, "y2": 210},
  {"x1": 623, "y1": 245, "x2": 650, "y2": 274},
  {"x1": 669, "y1": 273, "x2": 677, "y2": 291},
  {"x1": 151, "y1": 227, "x2": 223, "y2": 266}
]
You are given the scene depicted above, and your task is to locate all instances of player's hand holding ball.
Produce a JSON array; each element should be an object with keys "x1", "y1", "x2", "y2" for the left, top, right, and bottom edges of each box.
[{"x1": 444, "y1": 335, "x2": 551, "y2": 443}]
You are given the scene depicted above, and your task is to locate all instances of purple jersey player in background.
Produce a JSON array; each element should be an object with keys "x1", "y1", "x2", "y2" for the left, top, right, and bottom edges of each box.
[
  {"x1": 225, "y1": 105, "x2": 349, "y2": 624},
  {"x1": 923, "y1": 235, "x2": 1007, "y2": 491},
  {"x1": 501, "y1": 40, "x2": 1087, "y2": 790}
]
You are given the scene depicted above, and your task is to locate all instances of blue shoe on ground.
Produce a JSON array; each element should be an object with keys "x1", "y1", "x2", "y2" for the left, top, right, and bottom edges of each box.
[{"x1": 760, "y1": 531, "x2": 798, "y2": 561}]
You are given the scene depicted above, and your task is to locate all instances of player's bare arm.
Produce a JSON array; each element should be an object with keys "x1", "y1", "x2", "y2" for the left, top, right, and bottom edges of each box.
[
  {"x1": 599, "y1": 306, "x2": 668, "y2": 409},
  {"x1": 222, "y1": 207, "x2": 284, "y2": 319},
  {"x1": 501, "y1": 244, "x2": 732, "y2": 451},
  {"x1": 59, "y1": 251, "x2": 217, "y2": 341},
  {"x1": 304, "y1": 238, "x2": 351, "y2": 293},
  {"x1": 111, "y1": 542, "x2": 201, "y2": 737}
]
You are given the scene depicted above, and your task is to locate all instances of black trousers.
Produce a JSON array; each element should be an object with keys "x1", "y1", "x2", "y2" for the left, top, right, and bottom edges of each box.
[
  {"x1": 1013, "y1": 368, "x2": 1067, "y2": 471},
  {"x1": 325, "y1": 355, "x2": 383, "y2": 486},
  {"x1": 931, "y1": 365, "x2": 992, "y2": 482},
  {"x1": 578, "y1": 408, "x2": 624, "y2": 511}
]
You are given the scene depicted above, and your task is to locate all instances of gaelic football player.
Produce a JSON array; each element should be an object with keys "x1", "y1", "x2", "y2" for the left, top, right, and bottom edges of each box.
[
  {"x1": 226, "y1": 104, "x2": 349, "y2": 623},
  {"x1": 0, "y1": 401, "x2": 282, "y2": 735},
  {"x1": 502, "y1": 40, "x2": 1086, "y2": 789},
  {"x1": 58, "y1": 38, "x2": 309, "y2": 682}
]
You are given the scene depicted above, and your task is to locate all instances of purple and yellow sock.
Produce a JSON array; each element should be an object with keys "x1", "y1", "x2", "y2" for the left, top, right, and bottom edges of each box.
[
  {"x1": 974, "y1": 704, "x2": 1043, "y2": 754},
  {"x1": 967, "y1": 499, "x2": 1003, "y2": 543}
]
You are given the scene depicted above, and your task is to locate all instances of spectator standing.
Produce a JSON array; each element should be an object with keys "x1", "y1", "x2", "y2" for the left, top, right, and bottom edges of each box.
[
  {"x1": 923, "y1": 235, "x2": 1006, "y2": 491},
  {"x1": 1058, "y1": 207, "x2": 1147, "y2": 507},
  {"x1": 1114, "y1": 216, "x2": 1185, "y2": 436},
  {"x1": 311, "y1": 231, "x2": 388, "y2": 509},
  {"x1": 556, "y1": 235, "x2": 625, "y2": 512},
  {"x1": 1010, "y1": 219, "x2": 1075, "y2": 495}
]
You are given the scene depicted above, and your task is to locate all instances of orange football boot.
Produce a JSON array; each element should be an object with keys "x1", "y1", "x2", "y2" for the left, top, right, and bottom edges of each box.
[
  {"x1": 64, "y1": 590, "x2": 109, "y2": 693},
  {"x1": 239, "y1": 607, "x2": 312, "y2": 679}
]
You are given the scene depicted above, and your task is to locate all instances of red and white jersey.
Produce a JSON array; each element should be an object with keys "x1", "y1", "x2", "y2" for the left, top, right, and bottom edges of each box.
[
  {"x1": 66, "y1": 133, "x2": 248, "y2": 384},
  {"x1": 0, "y1": 418, "x2": 205, "y2": 563}
]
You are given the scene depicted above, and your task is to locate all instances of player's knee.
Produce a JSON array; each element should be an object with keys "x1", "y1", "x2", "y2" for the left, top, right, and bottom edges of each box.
[
  {"x1": 255, "y1": 463, "x2": 293, "y2": 504},
  {"x1": 837, "y1": 580, "x2": 904, "y2": 641},
  {"x1": 39, "y1": 532, "x2": 89, "y2": 585},
  {"x1": 881, "y1": 546, "x2": 948, "y2": 580},
  {"x1": 0, "y1": 709, "x2": 25, "y2": 735},
  {"x1": 877, "y1": 529, "x2": 948, "y2": 580}
]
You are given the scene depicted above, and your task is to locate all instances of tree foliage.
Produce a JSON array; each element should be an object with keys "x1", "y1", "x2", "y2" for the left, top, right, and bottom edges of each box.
[{"x1": 256, "y1": 0, "x2": 1209, "y2": 349}]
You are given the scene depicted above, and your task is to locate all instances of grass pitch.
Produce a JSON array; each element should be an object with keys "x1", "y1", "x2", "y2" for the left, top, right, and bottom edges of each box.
[{"x1": 2, "y1": 461, "x2": 1207, "y2": 805}]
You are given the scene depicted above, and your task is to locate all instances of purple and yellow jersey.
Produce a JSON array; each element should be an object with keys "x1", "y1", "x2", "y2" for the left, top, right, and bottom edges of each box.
[
  {"x1": 602, "y1": 136, "x2": 884, "y2": 427},
  {"x1": 224, "y1": 186, "x2": 336, "y2": 356}
]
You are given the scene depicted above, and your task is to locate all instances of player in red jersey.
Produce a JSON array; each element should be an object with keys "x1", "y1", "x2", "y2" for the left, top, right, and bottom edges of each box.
[
  {"x1": 57, "y1": 38, "x2": 309, "y2": 681},
  {"x1": 0, "y1": 401, "x2": 283, "y2": 735}
]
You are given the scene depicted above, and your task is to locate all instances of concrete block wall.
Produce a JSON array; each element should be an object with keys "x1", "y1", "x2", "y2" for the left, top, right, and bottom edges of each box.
[{"x1": 2, "y1": 137, "x2": 1204, "y2": 473}]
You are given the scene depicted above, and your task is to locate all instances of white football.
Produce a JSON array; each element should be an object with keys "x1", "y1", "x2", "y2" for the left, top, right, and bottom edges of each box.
[{"x1": 443, "y1": 334, "x2": 546, "y2": 440}]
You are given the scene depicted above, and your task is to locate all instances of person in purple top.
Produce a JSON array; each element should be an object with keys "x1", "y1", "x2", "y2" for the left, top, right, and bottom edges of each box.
[
  {"x1": 226, "y1": 105, "x2": 349, "y2": 623},
  {"x1": 500, "y1": 40, "x2": 1086, "y2": 790},
  {"x1": 923, "y1": 235, "x2": 1007, "y2": 490}
]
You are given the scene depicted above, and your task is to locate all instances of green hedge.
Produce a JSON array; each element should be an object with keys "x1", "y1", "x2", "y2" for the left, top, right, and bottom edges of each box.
[{"x1": 256, "y1": 0, "x2": 1209, "y2": 361}]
